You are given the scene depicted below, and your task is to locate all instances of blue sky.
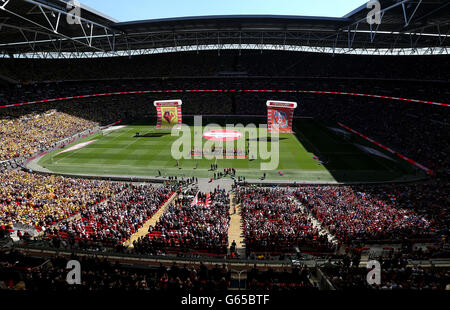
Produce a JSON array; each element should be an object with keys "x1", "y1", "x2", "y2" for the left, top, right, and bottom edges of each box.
[{"x1": 79, "y1": 0, "x2": 369, "y2": 22}]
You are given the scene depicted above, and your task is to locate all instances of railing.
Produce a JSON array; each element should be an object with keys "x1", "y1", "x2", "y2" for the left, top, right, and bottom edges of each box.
[
  {"x1": 10, "y1": 242, "x2": 450, "y2": 269},
  {"x1": 1, "y1": 89, "x2": 446, "y2": 110},
  {"x1": 315, "y1": 266, "x2": 336, "y2": 290},
  {"x1": 12, "y1": 242, "x2": 308, "y2": 267}
]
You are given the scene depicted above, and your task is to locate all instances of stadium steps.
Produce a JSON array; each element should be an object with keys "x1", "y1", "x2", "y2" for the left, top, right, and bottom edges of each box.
[
  {"x1": 122, "y1": 192, "x2": 179, "y2": 248},
  {"x1": 289, "y1": 197, "x2": 339, "y2": 247},
  {"x1": 308, "y1": 275, "x2": 321, "y2": 288},
  {"x1": 227, "y1": 193, "x2": 246, "y2": 258},
  {"x1": 229, "y1": 271, "x2": 248, "y2": 290}
]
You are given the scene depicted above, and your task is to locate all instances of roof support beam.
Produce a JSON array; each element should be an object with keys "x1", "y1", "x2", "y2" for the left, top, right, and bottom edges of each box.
[
  {"x1": 0, "y1": 0, "x2": 10, "y2": 10},
  {"x1": 3, "y1": 43, "x2": 449, "y2": 59},
  {"x1": 24, "y1": 0, "x2": 118, "y2": 33},
  {"x1": 0, "y1": 0, "x2": 125, "y2": 54},
  {"x1": 1, "y1": 2, "x2": 448, "y2": 57},
  {"x1": 402, "y1": 0, "x2": 423, "y2": 28},
  {"x1": 37, "y1": 5, "x2": 60, "y2": 33},
  {"x1": 18, "y1": 28, "x2": 36, "y2": 52},
  {"x1": 347, "y1": 22, "x2": 359, "y2": 49},
  {"x1": 344, "y1": 0, "x2": 412, "y2": 28},
  {"x1": 1, "y1": 4, "x2": 105, "y2": 52},
  {"x1": 369, "y1": 11, "x2": 385, "y2": 43}
]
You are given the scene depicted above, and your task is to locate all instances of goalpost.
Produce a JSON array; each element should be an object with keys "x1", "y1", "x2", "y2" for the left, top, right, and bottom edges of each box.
[{"x1": 154, "y1": 100, "x2": 183, "y2": 129}]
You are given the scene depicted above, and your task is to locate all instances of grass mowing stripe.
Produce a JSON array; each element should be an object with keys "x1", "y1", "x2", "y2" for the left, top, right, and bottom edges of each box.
[{"x1": 37, "y1": 118, "x2": 421, "y2": 182}]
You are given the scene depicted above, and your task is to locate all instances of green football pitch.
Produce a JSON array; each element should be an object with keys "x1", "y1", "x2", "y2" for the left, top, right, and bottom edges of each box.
[{"x1": 38, "y1": 117, "x2": 423, "y2": 182}]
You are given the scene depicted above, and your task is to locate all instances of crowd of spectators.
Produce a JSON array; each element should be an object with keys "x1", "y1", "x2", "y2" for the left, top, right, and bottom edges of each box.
[
  {"x1": 0, "y1": 74, "x2": 446, "y2": 173},
  {"x1": 0, "y1": 250, "x2": 231, "y2": 292},
  {"x1": 0, "y1": 249, "x2": 322, "y2": 292},
  {"x1": 0, "y1": 110, "x2": 97, "y2": 162},
  {"x1": 237, "y1": 187, "x2": 333, "y2": 255},
  {"x1": 235, "y1": 183, "x2": 447, "y2": 257},
  {"x1": 322, "y1": 255, "x2": 450, "y2": 290},
  {"x1": 0, "y1": 50, "x2": 447, "y2": 177},
  {"x1": 295, "y1": 186, "x2": 435, "y2": 244},
  {"x1": 310, "y1": 96, "x2": 448, "y2": 171},
  {"x1": 351, "y1": 180, "x2": 449, "y2": 246},
  {"x1": 133, "y1": 188, "x2": 230, "y2": 256},
  {"x1": 0, "y1": 170, "x2": 123, "y2": 230},
  {"x1": 1, "y1": 51, "x2": 449, "y2": 82},
  {"x1": 1, "y1": 248, "x2": 448, "y2": 291},
  {"x1": 247, "y1": 264, "x2": 316, "y2": 291},
  {"x1": 1, "y1": 76, "x2": 447, "y2": 115},
  {"x1": 41, "y1": 184, "x2": 174, "y2": 251}
]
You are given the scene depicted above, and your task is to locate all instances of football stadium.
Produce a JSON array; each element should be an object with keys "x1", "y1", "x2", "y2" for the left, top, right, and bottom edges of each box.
[{"x1": 0, "y1": 0, "x2": 449, "y2": 300}]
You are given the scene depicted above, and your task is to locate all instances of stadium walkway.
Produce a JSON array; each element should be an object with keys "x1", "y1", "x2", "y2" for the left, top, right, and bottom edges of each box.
[
  {"x1": 197, "y1": 178, "x2": 233, "y2": 192},
  {"x1": 227, "y1": 193, "x2": 246, "y2": 258},
  {"x1": 123, "y1": 192, "x2": 178, "y2": 248}
]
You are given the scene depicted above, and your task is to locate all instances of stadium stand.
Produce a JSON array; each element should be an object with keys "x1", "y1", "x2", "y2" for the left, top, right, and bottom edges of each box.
[
  {"x1": 0, "y1": 111, "x2": 97, "y2": 161},
  {"x1": 295, "y1": 186, "x2": 434, "y2": 242},
  {"x1": 0, "y1": 73, "x2": 447, "y2": 172},
  {"x1": 0, "y1": 170, "x2": 123, "y2": 229},
  {"x1": 133, "y1": 188, "x2": 230, "y2": 256},
  {"x1": 238, "y1": 187, "x2": 333, "y2": 256},
  {"x1": 0, "y1": 0, "x2": 448, "y2": 294},
  {"x1": 41, "y1": 184, "x2": 174, "y2": 251},
  {"x1": 322, "y1": 262, "x2": 450, "y2": 290}
]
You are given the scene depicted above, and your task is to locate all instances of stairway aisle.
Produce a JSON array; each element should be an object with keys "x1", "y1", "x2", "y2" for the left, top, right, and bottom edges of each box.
[
  {"x1": 227, "y1": 192, "x2": 246, "y2": 258},
  {"x1": 123, "y1": 192, "x2": 178, "y2": 248},
  {"x1": 289, "y1": 196, "x2": 338, "y2": 246}
]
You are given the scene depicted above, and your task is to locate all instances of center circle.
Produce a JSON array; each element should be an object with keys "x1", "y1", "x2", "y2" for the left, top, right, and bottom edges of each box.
[{"x1": 202, "y1": 129, "x2": 242, "y2": 141}]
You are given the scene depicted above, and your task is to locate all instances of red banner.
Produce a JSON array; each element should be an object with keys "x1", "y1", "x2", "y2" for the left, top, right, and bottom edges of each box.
[{"x1": 266, "y1": 101, "x2": 297, "y2": 133}]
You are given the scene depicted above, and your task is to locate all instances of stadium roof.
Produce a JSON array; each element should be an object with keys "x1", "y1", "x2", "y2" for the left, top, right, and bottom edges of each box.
[{"x1": 0, "y1": 0, "x2": 449, "y2": 58}]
